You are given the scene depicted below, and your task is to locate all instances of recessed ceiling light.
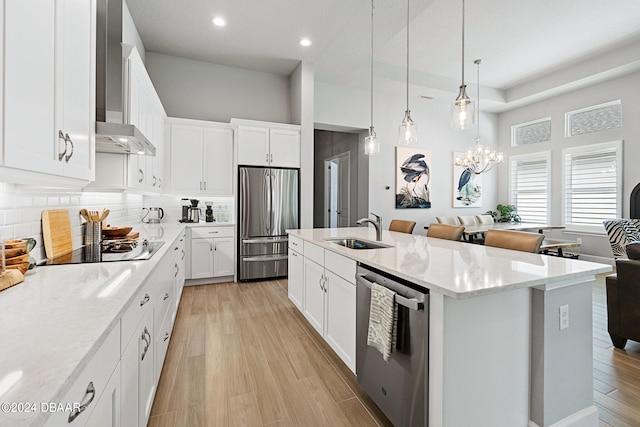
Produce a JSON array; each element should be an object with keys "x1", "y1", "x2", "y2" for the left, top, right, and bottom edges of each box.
[
  {"x1": 299, "y1": 38, "x2": 312, "y2": 47},
  {"x1": 212, "y1": 16, "x2": 226, "y2": 27}
]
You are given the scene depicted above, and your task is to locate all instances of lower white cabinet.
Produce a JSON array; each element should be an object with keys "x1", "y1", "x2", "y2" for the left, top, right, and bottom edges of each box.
[
  {"x1": 189, "y1": 226, "x2": 235, "y2": 279},
  {"x1": 85, "y1": 363, "x2": 121, "y2": 427},
  {"x1": 297, "y1": 241, "x2": 357, "y2": 372},
  {"x1": 138, "y1": 308, "x2": 155, "y2": 427},
  {"x1": 44, "y1": 326, "x2": 120, "y2": 426},
  {"x1": 287, "y1": 247, "x2": 303, "y2": 310}
]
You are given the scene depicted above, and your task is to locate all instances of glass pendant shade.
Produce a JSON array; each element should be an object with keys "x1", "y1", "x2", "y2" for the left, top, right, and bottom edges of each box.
[
  {"x1": 364, "y1": 127, "x2": 379, "y2": 155},
  {"x1": 399, "y1": 110, "x2": 417, "y2": 145},
  {"x1": 451, "y1": 85, "x2": 474, "y2": 130}
]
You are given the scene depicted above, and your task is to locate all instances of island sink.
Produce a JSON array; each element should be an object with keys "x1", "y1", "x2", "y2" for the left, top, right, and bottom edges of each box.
[{"x1": 324, "y1": 237, "x2": 393, "y2": 250}]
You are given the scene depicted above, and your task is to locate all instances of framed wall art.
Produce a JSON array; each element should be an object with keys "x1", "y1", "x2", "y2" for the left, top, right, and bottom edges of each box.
[
  {"x1": 452, "y1": 151, "x2": 482, "y2": 207},
  {"x1": 396, "y1": 147, "x2": 431, "y2": 209}
]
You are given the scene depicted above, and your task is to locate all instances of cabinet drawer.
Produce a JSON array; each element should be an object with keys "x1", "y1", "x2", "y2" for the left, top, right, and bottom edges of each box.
[
  {"x1": 191, "y1": 226, "x2": 234, "y2": 239},
  {"x1": 325, "y1": 250, "x2": 357, "y2": 283},
  {"x1": 121, "y1": 279, "x2": 154, "y2": 351},
  {"x1": 289, "y1": 235, "x2": 303, "y2": 252},
  {"x1": 44, "y1": 326, "x2": 120, "y2": 426},
  {"x1": 304, "y1": 241, "x2": 324, "y2": 265},
  {"x1": 155, "y1": 309, "x2": 173, "y2": 383},
  {"x1": 154, "y1": 275, "x2": 174, "y2": 334}
]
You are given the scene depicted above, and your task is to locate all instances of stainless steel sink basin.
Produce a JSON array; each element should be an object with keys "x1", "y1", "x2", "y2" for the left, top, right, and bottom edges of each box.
[{"x1": 324, "y1": 238, "x2": 393, "y2": 250}]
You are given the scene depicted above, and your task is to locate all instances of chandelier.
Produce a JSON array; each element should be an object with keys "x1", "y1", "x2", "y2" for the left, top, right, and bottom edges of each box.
[{"x1": 454, "y1": 59, "x2": 503, "y2": 174}]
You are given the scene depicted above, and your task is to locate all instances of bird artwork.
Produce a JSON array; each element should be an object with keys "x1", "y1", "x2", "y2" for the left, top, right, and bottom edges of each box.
[
  {"x1": 453, "y1": 153, "x2": 482, "y2": 207},
  {"x1": 396, "y1": 148, "x2": 432, "y2": 209}
]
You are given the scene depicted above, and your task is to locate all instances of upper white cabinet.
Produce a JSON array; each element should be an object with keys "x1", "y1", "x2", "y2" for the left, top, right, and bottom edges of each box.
[
  {"x1": 168, "y1": 119, "x2": 234, "y2": 195},
  {"x1": 234, "y1": 120, "x2": 300, "y2": 168},
  {"x1": 3, "y1": 0, "x2": 96, "y2": 184}
]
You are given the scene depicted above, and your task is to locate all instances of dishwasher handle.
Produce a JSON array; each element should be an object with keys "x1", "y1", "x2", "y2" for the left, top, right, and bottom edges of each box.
[{"x1": 356, "y1": 274, "x2": 425, "y2": 311}]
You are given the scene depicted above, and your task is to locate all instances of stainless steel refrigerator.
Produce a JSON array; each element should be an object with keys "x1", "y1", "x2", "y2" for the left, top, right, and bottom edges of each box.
[{"x1": 238, "y1": 166, "x2": 299, "y2": 281}]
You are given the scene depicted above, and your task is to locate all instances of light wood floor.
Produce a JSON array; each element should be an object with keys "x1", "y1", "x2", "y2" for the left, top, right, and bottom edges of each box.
[
  {"x1": 149, "y1": 279, "x2": 392, "y2": 426},
  {"x1": 150, "y1": 276, "x2": 640, "y2": 427}
]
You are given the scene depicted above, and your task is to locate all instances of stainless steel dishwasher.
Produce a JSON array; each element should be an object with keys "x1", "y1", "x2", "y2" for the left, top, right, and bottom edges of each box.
[{"x1": 356, "y1": 264, "x2": 429, "y2": 427}]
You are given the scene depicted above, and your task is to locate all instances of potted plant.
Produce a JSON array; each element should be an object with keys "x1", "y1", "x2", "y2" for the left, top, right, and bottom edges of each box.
[{"x1": 485, "y1": 204, "x2": 521, "y2": 223}]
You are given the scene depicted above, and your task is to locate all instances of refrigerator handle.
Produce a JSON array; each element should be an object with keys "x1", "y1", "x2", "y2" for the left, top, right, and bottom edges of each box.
[
  {"x1": 263, "y1": 170, "x2": 271, "y2": 235},
  {"x1": 269, "y1": 169, "x2": 274, "y2": 234}
]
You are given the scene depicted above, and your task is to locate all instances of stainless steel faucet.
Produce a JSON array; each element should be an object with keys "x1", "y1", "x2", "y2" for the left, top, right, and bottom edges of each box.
[{"x1": 356, "y1": 213, "x2": 383, "y2": 241}]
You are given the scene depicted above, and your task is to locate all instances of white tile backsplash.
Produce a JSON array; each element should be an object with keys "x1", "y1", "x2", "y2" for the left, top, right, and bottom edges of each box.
[{"x1": 0, "y1": 183, "x2": 144, "y2": 262}]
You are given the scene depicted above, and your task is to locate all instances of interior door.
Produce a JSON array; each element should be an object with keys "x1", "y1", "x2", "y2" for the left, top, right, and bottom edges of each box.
[{"x1": 324, "y1": 153, "x2": 350, "y2": 227}]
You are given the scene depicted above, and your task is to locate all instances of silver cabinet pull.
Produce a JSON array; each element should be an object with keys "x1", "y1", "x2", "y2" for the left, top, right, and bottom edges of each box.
[
  {"x1": 208, "y1": 231, "x2": 219, "y2": 234},
  {"x1": 181, "y1": 249, "x2": 185, "y2": 260},
  {"x1": 210, "y1": 242, "x2": 213, "y2": 251},
  {"x1": 153, "y1": 175, "x2": 157, "y2": 187},
  {"x1": 141, "y1": 327, "x2": 150, "y2": 361},
  {"x1": 214, "y1": 242, "x2": 217, "y2": 251},
  {"x1": 58, "y1": 130, "x2": 67, "y2": 161},
  {"x1": 266, "y1": 153, "x2": 269, "y2": 162},
  {"x1": 200, "y1": 181, "x2": 203, "y2": 190},
  {"x1": 163, "y1": 332, "x2": 170, "y2": 342},
  {"x1": 174, "y1": 263, "x2": 179, "y2": 277},
  {"x1": 138, "y1": 168, "x2": 144, "y2": 183},
  {"x1": 67, "y1": 381, "x2": 95, "y2": 423},
  {"x1": 270, "y1": 153, "x2": 273, "y2": 163},
  {"x1": 140, "y1": 293, "x2": 150, "y2": 306},
  {"x1": 174, "y1": 246, "x2": 178, "y2": 251},
  {"x1": 163, "y1": 292, "x2": 169, "y2": 301},
  {"x1": 291, "y1": 252, "x2": 298, "y2": 257},
  {"x1": 204, "y1": 181, "x2": 207, "y2": 190},
  {"x1": 64, "y1": 133, "x2": 74, "y2": 163},
  {"x1": 158, "y1": 178, "x2": 162, "y2": 188}
]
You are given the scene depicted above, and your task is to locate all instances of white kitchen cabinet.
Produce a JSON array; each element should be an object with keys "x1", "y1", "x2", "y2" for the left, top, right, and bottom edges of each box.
[
  {"x1": 44, "y1": 326, "x2": 120, "y2": 426},
  {"x1": 168, "y1": 119, "x2": 233, "y2": 195},
  {"x1": 296, "y1": 241, "x2": 357, "y2": 372},
  {"x1": 84, "y1": 363, "x2": 121, "y2": 427},
  {"x1": 189, "y1": 226, "x2": 235, "y2": 280},
  {"x1": 138, "y1": 307, "x2": 155, "y2": 427},
  {"x1": 235, "y1": 121, "x2": 301, "y2": 168},
  {"x1": 155, "y1": 309, "x2": 173, "y2": 384},
  {"x1": 3, "y1": 0, "x2": 95, "y2": 183},
  {"x1": 303, "y1": 257, "x2": 326, "y2": 334},
  {"x1": 288, "y1": 248, "x2": 304, "y2": 310},
  {"x1": 173, "y1": 232, "x2": 187, "y2": 312}
]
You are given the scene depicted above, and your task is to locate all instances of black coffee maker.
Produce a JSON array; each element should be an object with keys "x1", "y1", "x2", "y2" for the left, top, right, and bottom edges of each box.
[
  {"x1": 180, "y1": 198, "x2": 191, "y2": 223},
  {"x1": 205, "y1": 202, "x2": 215, "y2": 222}
]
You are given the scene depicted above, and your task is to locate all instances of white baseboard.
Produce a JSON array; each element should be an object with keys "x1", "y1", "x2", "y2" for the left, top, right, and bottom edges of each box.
[
  {"x1": 185, "y1": 276, "x2": 233, "y2": 286},
  {"x1": 528, "y1": 406, "x2": 599, "y2": 427}
]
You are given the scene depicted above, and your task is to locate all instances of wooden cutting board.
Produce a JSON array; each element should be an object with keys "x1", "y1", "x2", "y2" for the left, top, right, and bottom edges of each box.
[{"x1": 42, "y1": 209, "x2": 73, "y2": 258}]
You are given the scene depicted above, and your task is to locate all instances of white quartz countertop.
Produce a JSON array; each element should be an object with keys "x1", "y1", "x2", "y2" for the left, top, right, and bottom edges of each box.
[
  {"x1": 0, "y1": 223, "x2": 186, "y2": 427},
  {"x1": 288, "y1": 228, "x2": 612, "y2": 299}
]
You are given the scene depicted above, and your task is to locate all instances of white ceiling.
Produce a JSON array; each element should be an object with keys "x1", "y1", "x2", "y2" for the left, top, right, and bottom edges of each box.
[{"x1": 125, "y1": 0, "x2": 640, "y2": 112}]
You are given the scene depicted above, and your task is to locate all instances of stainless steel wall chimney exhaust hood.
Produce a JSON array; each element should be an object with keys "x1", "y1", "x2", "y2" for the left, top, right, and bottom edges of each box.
[{"x1": 95, "y1": 0, "x2": 155, "y2": 156}]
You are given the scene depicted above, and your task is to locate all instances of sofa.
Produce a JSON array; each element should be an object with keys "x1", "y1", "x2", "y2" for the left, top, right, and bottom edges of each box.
[{"x1": 606, "y1": 241, "x2": 640, "y2": 349}]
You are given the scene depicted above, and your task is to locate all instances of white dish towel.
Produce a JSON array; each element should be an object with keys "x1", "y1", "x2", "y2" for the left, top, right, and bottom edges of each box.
[{"x1": 367, "y1": 282, "x2": 397, "y2": 362}]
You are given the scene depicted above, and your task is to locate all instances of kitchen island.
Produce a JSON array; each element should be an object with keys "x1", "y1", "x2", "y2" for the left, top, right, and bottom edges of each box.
[{"x1": 287, "y1": 227, "x2": 611, "y2": 427}]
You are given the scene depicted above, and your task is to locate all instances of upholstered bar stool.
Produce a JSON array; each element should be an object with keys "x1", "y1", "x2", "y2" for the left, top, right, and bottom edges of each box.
[
  {"x1": 484, "y1": 229, "x2": 545, "y2": 253},
  {"x1": 389, "y1": 219, "x2": 416, "y2": 234},
  {"x1": 436, "y1": 216, "x2": 460, "y2": 225},
  {"x1": 426, "y1": 223, "x2": 465, "y2": 241}
]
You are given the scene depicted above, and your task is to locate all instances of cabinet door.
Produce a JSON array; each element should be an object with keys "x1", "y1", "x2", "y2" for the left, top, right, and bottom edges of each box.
[
  {"x1": 213, "y1": 236, "x2": 235, "y2": 277},
  {"x1": 269, "y1": 128, "x2": 300, "y2": 168},
  {"x1": 237, "y1": 125, "x2": 269, "y2": 166},
  {"x1": 85, "y1": 363, "x2": 121, "y2": 427},
  {"x1": 121, "y1": 330, "x2": 139, "y2": 427},
  {"x1": 138, "y1": 308, "x2": 155, "y2": 427},
  {"x1": 190, "y1": 238, "x2": 214, "y2": 279},
  {"x1": 288, "y1": 248, "x2": 304, "y2": 310},
  {"x1": 324, "y1": 270, "x2": 356, "y2": 372},
  {"x1": 170, "y1": 125, "x2": 204, "y2": 192},
  {"x1": 155, "y1": 310, "x2": 173, "y2": 384},
  {"x1": 303, "y1": 258, "x2": 325, "y2": 335},
  {"x1": 203, "y1": 127, "x2": 234, "y2": 195},
  {"x1": 127, "y1": 154, "x2": 146, "y2": 189},
  {"x1": 4, "y1": 0, "x2": 60, "y2": 175},
  {"x1": 56, "y1": 0, "x2": 95, "y2": 180}
]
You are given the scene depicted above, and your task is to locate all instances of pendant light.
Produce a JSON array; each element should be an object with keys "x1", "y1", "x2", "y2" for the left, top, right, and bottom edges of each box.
[
  {"x1": 454, "y1": 59, "x2": 503, "y2": 174},
  {"x1": 364, "y1": 0, "x2": 379, "y2": 155},
  {"x1": 451, "y1": 0, "x2": 474, "y2": 130},
  {"x1": 398, "y1": 0, "x2": 417, "y2": 145}
]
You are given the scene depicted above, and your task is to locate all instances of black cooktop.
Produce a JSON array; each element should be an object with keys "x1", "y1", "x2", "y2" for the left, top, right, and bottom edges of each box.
[{"x1": 40, "y1": 240, "x2": 165, "y2": 266}]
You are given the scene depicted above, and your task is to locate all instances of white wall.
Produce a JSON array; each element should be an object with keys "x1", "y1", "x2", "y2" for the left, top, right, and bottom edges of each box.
[
  {"x1": 315, "y1": 81, "x2": 499, "y2": 233},
  {"x1": 145, "y1": 53, "x2": 291, "y2": 124},
  {"x1": 496, "y1": 71, "x2": 640, "y2": 262}
]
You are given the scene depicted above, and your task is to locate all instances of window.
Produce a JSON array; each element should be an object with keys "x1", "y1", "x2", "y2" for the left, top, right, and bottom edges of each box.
[
  {"x1": 565, "y1": 100, "x2": 622, "y2": 137},
  {"x1": 563, "y1": 141, "x2": 622, "y2": 233},
  {"x1": 511, "y1": 117, "x2": 551, "y2": 147},
  {"x1": 510, "y1": 152, "x2": 550, "y2": 224}
]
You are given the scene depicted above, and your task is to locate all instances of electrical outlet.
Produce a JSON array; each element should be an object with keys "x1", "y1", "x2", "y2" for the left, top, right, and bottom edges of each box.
[
  {"x1": 560, "y1": 305, "x2": 570, "y2": 330},
  {"x1": 576, "y1": 238, "x2": 582, "y2": 245}
]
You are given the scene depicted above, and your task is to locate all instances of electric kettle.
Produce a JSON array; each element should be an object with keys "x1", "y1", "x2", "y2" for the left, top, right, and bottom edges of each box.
[{"x1": 141, "y1": 207, "x2": 164, "y2": 224}]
